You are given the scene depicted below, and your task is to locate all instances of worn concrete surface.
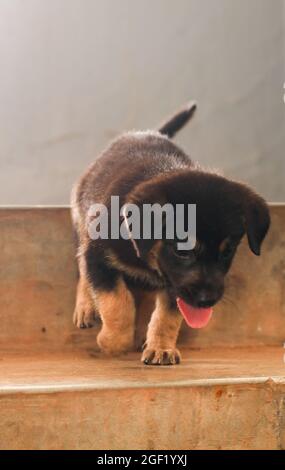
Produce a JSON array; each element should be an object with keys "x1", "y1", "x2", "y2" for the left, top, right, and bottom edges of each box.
[
  {"x1": 0, "y1": 205, "x2": 284, "y2": 351},
  {"x1": 0, "y1": 205, "x2": 284, "y2": 449},
  {"x1": 1, "y1": 381, "x2": 282, "y2": 450},
  {"x1": 0, "y1": 348, "x2": 285, "y2": 450}
]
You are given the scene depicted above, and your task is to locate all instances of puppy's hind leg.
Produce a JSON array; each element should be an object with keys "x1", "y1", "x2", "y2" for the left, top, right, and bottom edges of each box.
[{"x1": 142, "y1": 291, "x2": 182, "y2": 365}]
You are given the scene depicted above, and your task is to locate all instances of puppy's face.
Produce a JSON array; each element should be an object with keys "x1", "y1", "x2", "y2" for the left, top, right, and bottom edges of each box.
[
  {"x1": 159, "y1": 225, "x2": 243, "y2": 309},
  {"x1": 132, "y1": 171, "x2": 270, "y2": 316}
]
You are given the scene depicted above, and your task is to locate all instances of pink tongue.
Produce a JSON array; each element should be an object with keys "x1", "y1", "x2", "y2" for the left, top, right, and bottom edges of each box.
[{"x1": 176, "y1": 297, "x2": 213, "y2": 329}]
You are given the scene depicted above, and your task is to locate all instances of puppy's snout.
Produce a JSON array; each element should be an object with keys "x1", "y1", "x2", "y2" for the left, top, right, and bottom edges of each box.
[
  {"x1": 186, "y1": 282, "x2": 224, "y2": 308},
  {"x1": 196, "y1": 291, "x2": 218, "y2": 308}
]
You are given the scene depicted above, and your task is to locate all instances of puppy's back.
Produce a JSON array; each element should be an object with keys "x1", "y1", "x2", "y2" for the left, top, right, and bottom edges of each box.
[{"x1": 73, "y1": 131, "x2": 193, "y2": 218}]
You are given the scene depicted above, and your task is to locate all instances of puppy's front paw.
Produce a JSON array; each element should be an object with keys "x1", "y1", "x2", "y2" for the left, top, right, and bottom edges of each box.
[
  {"x1": 73, "y1": 302, "x2": 97, "y2": 329},
  {"x1": 97, "y1": 328, "x2": 134, "y2": 355},
  {"x1": 141, "y1": 347, "x2": 181, "y2": 365}
]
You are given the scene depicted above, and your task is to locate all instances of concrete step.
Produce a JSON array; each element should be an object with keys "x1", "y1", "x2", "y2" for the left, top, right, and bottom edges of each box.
[
  {"x1": 0, "y1": 347, "x2": 285, "y2": 450},
  {"x1": 0, "y1": 205, "x2": 284, "y2": 449},
  {"x1": 0, "y1": 205, "x2": 284, "y2": 350}
]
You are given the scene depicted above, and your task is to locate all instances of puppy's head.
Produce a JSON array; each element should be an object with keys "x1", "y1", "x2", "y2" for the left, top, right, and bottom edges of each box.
[{"x1": 128, "y1": 171, "x2": 270, "y2": 327}]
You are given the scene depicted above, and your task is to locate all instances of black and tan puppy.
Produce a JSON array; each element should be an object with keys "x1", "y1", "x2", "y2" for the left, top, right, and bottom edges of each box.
[{"x1": 71, "y1": 103, "x2": 270, "y2": 365}]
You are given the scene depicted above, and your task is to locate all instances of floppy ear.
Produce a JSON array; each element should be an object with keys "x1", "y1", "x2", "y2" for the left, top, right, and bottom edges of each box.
[{"x1": 244, "y1": 193, "x2": 270, "y2": 256}]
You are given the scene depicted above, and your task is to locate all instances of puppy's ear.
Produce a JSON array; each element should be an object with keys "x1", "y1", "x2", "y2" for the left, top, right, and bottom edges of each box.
[{"x1": 244, "y1": 193, "x2": 270, "y2": 256}]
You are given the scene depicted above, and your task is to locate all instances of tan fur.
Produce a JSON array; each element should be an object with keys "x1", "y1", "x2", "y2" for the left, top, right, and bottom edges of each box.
[
  {"x1": 147, "y1": 241, "x2": 163, "y2": 273},
  {"x1": 141, "y1": 292, "x2": 182, "y2": 365},
  {"x1": 73, "y1": 276, "x2": 96, "y2": 328},
  {"x1": 73, "y1": 249, "x2": 137, "y2": 353},
  {"x1": 219, "y1": 237, "x2": 230, "y2": 253},
  {"x1": 133, "y1": 290, "x2": 156, "y2": 350},
  {"x1": 96, "y1": 278, "x2": 136, "y2": 355},
  {"x1": 73, "y1": 255, "x2": 97, "y2": 328},
  {"x1": 180, "y1": 268, "x2": 202, "y2": 285}
]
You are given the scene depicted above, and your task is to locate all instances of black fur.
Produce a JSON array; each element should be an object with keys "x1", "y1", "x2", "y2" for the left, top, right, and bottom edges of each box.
[{"x1": 72, "y1": 102, "x2": 270, "y2": 312}]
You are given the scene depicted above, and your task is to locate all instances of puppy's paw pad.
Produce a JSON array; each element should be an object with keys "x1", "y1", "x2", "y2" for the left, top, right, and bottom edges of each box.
[{"x1": 141, "y1": 348, "x2": 181, "y2": 366}]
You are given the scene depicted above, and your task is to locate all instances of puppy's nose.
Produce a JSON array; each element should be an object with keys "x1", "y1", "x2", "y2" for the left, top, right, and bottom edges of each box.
[
  {"x1": 196, "y1": 292, "x2": 217, "y2": 308},
  {"x1": 197, "y1": 299, "x2": 216, "y2": 308}
]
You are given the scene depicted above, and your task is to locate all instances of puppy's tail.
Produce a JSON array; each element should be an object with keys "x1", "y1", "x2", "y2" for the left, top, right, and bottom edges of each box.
[{"x1": 158, "y1": 101, "x2": 197, "y2": 139}]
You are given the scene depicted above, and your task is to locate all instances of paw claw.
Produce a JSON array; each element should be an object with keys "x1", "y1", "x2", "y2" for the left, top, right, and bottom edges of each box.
[
  {"x1": 141, "y1": 347, "x2": 181, "y2": 366},
  {"x1": 73, "y1": 305, "x2": 97, "y2": 329}
]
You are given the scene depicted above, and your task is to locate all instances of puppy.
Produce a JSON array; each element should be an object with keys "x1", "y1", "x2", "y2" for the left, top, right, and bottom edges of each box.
[{"x1": 71, "y1": 102, "x2": 270, "y2": 365}]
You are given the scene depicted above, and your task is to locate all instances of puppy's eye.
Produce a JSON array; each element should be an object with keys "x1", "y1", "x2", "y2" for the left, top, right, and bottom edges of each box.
[{"x1": 172, "y1": 244, "x2": 196, "y2": 261}]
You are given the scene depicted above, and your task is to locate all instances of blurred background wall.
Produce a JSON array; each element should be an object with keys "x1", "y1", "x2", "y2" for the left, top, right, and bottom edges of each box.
[{"x1": 0, "y1": 0, "x2": 284, "y2": 204}]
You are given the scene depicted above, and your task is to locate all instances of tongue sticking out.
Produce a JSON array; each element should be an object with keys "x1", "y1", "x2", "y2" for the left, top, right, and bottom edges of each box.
[{"x1": 176, "y1": 297, "x2": 213, "y2": 329}]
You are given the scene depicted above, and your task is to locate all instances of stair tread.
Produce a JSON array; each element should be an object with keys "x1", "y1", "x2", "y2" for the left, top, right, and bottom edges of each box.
[
  {"x1": 1, "y1": 346, "x2": 284, "y2": 393},
  {"x1": 0, "y1": 205, "x2": 285, "y2": 350}
]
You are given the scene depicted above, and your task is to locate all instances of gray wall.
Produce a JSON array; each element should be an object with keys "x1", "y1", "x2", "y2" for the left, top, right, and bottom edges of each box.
[{"x1": 0, "y1": 0, "x2": 284, "y2": 205}]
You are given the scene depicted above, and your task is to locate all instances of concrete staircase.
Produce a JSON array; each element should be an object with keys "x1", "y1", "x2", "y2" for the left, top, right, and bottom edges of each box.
[{"x1": 0, "y1": 205, "x2": 284, "y2": 450}]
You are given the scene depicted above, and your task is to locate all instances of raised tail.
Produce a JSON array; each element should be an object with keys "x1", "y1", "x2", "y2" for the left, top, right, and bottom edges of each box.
[{"x1": 158, "y1": 101, "x2": 197, "y2": 139}]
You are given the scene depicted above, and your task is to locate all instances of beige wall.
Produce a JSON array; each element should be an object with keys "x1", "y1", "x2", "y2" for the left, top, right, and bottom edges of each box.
[{"x1": 0, "y1": 0, "x2": 284, "y2": 204}]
